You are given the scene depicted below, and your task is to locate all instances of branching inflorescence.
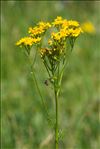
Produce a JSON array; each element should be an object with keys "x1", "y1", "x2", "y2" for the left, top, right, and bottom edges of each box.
[{"x1": 16, "y1": 16, "x2": 83, "y2": 149}]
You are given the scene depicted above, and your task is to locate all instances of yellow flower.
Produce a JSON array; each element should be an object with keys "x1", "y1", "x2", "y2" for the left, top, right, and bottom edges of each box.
[
  {"x1": 16, "y1": 37, "x2": 41, "y2": 46},
  {"x1": 32, "y1": 37, "x2": 41, "y2": 43},
  {"x1": 51, "y1": 28, "x2": 69, "y2": 41},
  {"x1": 29, "y1": 21, "x2": 51, "y2": 37},
  {"x1": 67, "y1": 20, "x2": 79, "y2": 27},
  {"x1": 68, "y1": 27, "x2": 83, "y2": 37},
  {"x1": 38, "y1": 21, "x2": 51, "y2": 29},
  {"x1": 51, "y1": 32, "x2": 60, "y2": 41},
  {"x1": 52, "y1": 16, "x2": 64, "y2": 26},
  {"x1": 81, "y1": 21, "x2": 95, "y2": 33},
  {"x1": 60, "y1": 28, "x2": 69, "y2": 37},
  {"x1": 28, "y1": 27, "x2": 44, "y2": 36},
  {"x1": 62, "y1": 19, "x2": 69, "y2": 29}
]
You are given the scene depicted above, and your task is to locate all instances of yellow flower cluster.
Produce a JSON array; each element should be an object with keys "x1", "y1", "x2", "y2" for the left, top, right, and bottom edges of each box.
[
  {"x1": 16, "y1": 16, "x2": 83, "y2": 59},
  {"x1": 16, "y1": 21, "x2": 51, "y2": 47},
  {"x1": 40, "y1": 16, "x2": 83, "y2": 60},
  {"x1": 28, "y1": 27, "x2": 44, "y2": 37},
  {"x1": 50, "y1": 16, "x2": 83, "y2": 43},
  {"x1": 28, "y1": 21, "x2": 51, "y2": 37},
  {"x1": 16, "y1": 37, "x2": 41, "y2": 46},
  {"x1": 52, "y1": 16, "x2": 79, "y2": 28}
]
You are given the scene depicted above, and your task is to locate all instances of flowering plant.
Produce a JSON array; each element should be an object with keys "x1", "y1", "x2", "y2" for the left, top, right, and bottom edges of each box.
[{"x1": 16, "y1": 16, "x2": 83, "y2": 149}]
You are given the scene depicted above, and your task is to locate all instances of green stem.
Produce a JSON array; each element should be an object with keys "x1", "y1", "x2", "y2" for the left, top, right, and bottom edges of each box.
[{"x1": 55, "y1": 89, "x2": 59, "y2": 149}]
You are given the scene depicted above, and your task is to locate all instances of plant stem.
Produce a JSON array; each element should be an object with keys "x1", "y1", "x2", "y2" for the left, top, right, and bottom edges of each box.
[
  {"x1": 26, "y1": 54, "x2": 50, "y2": 120},
  {"x1": 55, "y1": 89, "x2": 59, "y2": 149}
]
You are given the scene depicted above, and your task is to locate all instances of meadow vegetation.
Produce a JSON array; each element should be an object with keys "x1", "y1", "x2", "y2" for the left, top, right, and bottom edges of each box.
[{"x1": 1, "y1": 1, "x2": 100, "y2": 149}]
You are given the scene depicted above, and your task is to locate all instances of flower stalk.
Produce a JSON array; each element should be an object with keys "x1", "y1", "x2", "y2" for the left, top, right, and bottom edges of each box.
[{"x1": 55, "y1": 89, "x2": 59, "y2": 149}]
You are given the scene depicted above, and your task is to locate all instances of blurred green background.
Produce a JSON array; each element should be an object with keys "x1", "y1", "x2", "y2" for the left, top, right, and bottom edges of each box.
[{"x1": 1, "y1": 1, "x2": 100, "y2": 149}]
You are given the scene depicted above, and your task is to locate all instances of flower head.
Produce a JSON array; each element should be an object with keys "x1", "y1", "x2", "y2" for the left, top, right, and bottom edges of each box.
[
  {"x1": 68, "y1": 27, "x2": 83, "y2": 37},
  {"x1": 16, "y1": 37, "x2": 41, "y2": 47},
  {"x1": 52, "y1": 16, "x2": 64, "y2": 26},
  {"x1": 51, "y1": 28, "x2": 69, "y2": 42},
  {"x1": 62, "y1": 19, "x2": 69, "y2": 29},
  {"x1": 52, "y1": 18, "x2": 83, "y2": 40},
  {"x1": 38, "y1": 21, "x2": 51, "y2": 29},
  {"x1": 28, "y1": 27, "x2": 44, "y2": 37},
  {"x1": 67, "y1": 20, "x2": 79, "y2": 27},
  {"x1": 28, "y1": 21, "x2": 51, "y2": 37}
]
